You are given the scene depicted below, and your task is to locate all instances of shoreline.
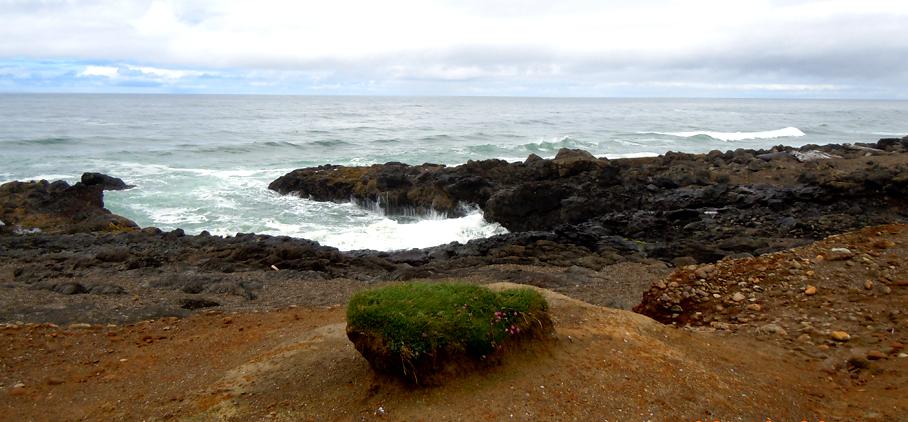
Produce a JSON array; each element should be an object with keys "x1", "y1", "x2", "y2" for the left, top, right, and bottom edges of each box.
[
  {"x1": 0, "y1": 135, "x2": 906, "y2": 324},
  {"x1": 1, "y1": 136, "x2": 907, "y2": 419}
]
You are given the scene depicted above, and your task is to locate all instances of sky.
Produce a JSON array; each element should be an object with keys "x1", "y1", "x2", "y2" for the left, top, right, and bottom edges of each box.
[{"x1": 1, "y1": 0, "x2": 907, "y2": 98}]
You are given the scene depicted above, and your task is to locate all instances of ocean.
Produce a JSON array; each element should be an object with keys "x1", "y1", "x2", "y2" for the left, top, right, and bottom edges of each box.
[{"x1": 2, "y1": 94, "x2": 906, "y2": 250}]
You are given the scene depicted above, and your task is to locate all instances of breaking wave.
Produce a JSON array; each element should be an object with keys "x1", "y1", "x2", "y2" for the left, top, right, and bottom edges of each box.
[{"x1": 654, "y1": 127, "x2": 806, "y2": 142}]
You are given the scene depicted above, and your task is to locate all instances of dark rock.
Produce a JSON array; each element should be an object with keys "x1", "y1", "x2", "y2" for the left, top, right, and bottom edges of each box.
[
  {"x1": 179, "y1": 298, "x2": 221, "y2": 310},
  {"x1": 756, "y1": 151, "x2": 793, "y2": 161},
  {"x1": 0, "y1": 179, "x2": 138, "y2": 233},
  {"x1": 86, "y1": 284, "x2": 126, "y2": 295},
  {"x1": 52, "y1": 282, "x2": 87, "y2": 295},
  {"x1": 95, "y1": 247, "x2": 130, "y2": 262},
  {"x1": 80, "y1": 173, "x2": 133, "y2": 190}
]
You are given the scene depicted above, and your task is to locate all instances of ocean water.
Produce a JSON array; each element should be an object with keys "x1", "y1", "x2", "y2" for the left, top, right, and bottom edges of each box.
[{"x1": 1, "y1": 94, "x2": 906, "y2": 250}]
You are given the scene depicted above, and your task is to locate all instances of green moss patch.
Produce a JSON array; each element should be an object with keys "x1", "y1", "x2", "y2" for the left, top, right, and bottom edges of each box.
[{"x1": 346, "y1": 282, "x2": 554, "y2": 384}]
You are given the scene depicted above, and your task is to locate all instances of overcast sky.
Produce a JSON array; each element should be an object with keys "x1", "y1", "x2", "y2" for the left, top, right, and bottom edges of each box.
[{"x1": 1, "y1": 0, "x2": 907, "y2": 97}]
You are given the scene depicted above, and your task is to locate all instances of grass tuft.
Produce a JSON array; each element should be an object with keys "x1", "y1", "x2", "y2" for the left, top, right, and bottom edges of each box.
[{"x1": 346, "y1": 282, "x2": 553, "y2": 384}]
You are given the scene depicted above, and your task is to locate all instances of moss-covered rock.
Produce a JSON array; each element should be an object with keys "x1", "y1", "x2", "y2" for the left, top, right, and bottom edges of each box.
[{"x1": 346, "y1": 282, "x2": 554, "y2": 384}]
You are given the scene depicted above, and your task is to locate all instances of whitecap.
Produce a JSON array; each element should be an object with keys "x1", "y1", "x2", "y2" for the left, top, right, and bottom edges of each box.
[
  {"x1": 654, "y1": 127, "x2": 805, "y2": 142},
  {"x1": 15, "y1": 174, "x2": 77, "y2": 182},
  {"x1": 261, "y1": 208, "x2": 507, "y2": 251}
]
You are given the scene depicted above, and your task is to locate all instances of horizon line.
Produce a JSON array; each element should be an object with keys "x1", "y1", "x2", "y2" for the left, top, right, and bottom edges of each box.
[{"x1": 1, "y1": 91, "x2": 906, "y2": 101}]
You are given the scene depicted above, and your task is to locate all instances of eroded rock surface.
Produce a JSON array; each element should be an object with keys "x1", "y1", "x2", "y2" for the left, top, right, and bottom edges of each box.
[
  {"x1": 0, "y1": 174, "x2": 138, "y2": 234},
  {"x1": 273, "y1": 139, "x2": 908, "y2": 263}
]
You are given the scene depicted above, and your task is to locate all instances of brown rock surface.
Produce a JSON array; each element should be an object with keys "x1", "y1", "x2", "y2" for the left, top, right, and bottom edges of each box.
[
  {"x1": 0, "y1": 177, "x2": 137, "y2": 233},
  {"x1": 5, "y1": 284, "x2": 898, "y2": 421}
]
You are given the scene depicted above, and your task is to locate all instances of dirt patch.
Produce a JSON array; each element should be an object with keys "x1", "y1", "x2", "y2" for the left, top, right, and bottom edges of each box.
[{"x1": 2, "y1": 283, "x2": 895, "y2": 421}]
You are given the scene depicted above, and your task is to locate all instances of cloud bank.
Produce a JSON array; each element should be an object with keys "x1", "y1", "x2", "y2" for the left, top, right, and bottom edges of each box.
[{"x1": 1, "y1": 0, "x2": 906, "y2": 97}]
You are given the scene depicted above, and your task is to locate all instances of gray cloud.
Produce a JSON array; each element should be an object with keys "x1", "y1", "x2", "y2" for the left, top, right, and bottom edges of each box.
[{"x1": 0, "y1": 0, "x2": 906, "y2": 97}]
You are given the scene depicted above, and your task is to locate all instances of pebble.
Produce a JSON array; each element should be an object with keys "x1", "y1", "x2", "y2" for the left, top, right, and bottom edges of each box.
[
  {"x1": 694, "y1": 265, "x2": 715, "y2": 279},
  {"x1": 757, "y1": 323, "x2": 788, "y2": 337},
  {"x1": 222, "y1": 317, "x2": 233, "y2": 325},
  {"x1": 732, "y1": 292, "x2": 746, "y2": 302},
  {"x1": 827, "y1": 247, "x2": 855, "y2": 261},
  {"x1": 68, "y1": 323, "x2": 92, "y2": 329},
  {"x1": 804, "y1": 285, "x2": 817, "y2": 296},
  {"x1": 864, "y1": 280, "x2": 874, "y2": 290},
  {"x1": 872, "y1": 239, "x2": 896, "y2": 249},
  {"x1": 746, "y1": 303, "x2": 762, "y2": 311},
  {"x1": 899, "y1": 353, "x2": 908, "y2": 358},
  {"x1": 797, "y1": 333, "x2": 811, "y2": 342},
  {"x1": 46, "y1": 377, "x2": 64, "y2": 385},
  {"x1": 13, "y1": 382, "x2": 25, "y2": 389},
  {"x1": 866, "y1": 350, "x2": 886, "y2": 360},
  {"x1": 830, "y1": 331, "x2": 851, "y2": 342}
]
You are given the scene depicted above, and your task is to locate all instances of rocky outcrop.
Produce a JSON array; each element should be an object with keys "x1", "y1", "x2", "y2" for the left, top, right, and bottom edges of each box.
[
  {"x1": 0, "y1": 174, "x2": 138, "y2": 234},
  {"x1": 268, "y1": 149, "x2": 605, "y2": 217},
  {"x1": 271, "y1": 139, "x2": 908, "y2": 263},
  {"x1": 80, "y1": 172, "x2": 134, "y2": 191}
]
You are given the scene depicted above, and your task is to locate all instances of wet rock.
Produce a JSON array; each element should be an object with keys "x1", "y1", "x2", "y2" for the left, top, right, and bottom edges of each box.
[
  {"x1": 80, "y1": 173, "x2": 133, "y2": 191},
  {"x1": 0, "y1": 178, "x2": 138, "y2": 233}
]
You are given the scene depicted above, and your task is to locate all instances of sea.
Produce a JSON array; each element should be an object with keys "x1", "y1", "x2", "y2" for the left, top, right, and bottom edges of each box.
[{"x1": 1, "y1": 95, "x2": 906, "y2": 251}]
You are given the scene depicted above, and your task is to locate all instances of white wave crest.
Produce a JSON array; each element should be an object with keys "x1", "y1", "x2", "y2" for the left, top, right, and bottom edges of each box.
[
  {"x1": 658, "y1": 127, "x2": 805, "y2": 142},
  {"x1": 263, "y1": 208, "x2": 508, "y2": 251}
]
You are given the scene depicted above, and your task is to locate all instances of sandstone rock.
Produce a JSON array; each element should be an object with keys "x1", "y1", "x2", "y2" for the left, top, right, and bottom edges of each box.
[
  {"x1": 830, "y1": 331, "x2": 851, "y2": 342},
  {"x1": 872, "y1": 238, "x2": 896, "y2": 249},
  {"x1": 866, "y1": 350, "x2": 886, "y2": 360},
  {"x1": 694, "y1": 264, "x2": 715, "y2": 279}
]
